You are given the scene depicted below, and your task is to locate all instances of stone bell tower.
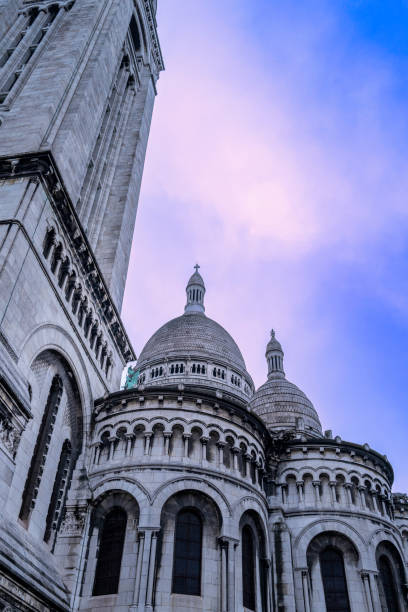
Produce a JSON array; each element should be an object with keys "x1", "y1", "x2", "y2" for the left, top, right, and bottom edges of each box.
[
  {"x1": 0, "y1": 1, "x2": 162, "y2": 609},
  {"x1": 0, "y1": 0, "x2": 163, "y2": 310}
]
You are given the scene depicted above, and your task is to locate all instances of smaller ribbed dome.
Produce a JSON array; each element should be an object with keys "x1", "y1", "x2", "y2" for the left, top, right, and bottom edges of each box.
[{"x1": 250, "y1": 330, "x2": 322, "y2": 436}]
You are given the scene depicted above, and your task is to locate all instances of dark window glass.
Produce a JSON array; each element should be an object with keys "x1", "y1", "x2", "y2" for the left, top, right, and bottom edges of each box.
[
  {"x1": 129, "y1": 15, "x2": 141, "y2": 52},
  {"x1": 19, "y1": 375, "x2": 63, "y2": 523},
  {"x1": 320, "y1": 547, "x2": 350, "y2": 612},
  {"x1": 44, "y1": 439, "x2": 72, "y2": 544},
  {"x1": 379, "y1": 555, "x2": 399, "y2": 611},
  {"x1": 242, "y1": 525, "x2": 256, "y2": 610},
  {"x1": 93, "y1": 508, "x2": 127, "y2": 596},
  {"x1": 172, "y1": 509, "x2": 202, "y2": 595}
]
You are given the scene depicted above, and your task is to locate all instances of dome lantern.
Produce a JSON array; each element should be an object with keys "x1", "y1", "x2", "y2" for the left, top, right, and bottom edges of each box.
[
  {"x1": 185, "y1": 264, "x2": 206, "y2": 314},
  {"x1": 266, "y1": 329, "x2": 285, "y2": 378}
]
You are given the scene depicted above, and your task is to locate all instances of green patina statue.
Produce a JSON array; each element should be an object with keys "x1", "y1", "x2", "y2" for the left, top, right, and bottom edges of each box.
[{"x1": 124, "y1": 366, "x2": 140, "y2": 389}]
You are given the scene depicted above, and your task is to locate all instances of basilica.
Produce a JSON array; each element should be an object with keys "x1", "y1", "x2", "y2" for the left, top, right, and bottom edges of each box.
[{"x1": 0, "y1": 1, "x2": 407, "y2": 611}]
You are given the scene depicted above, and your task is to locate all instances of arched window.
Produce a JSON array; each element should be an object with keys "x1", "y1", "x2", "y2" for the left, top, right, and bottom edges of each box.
[
  {"x1": 44, "y1": 439, "x2": 72, "y2": 545},
  {"x1": 320, "y1": 547, "x2": 350, "y2": 612},
  {"x1": 242, "y1": 525, "x2": 256, "y2": 610},
  {"x1": 172, "y1": 509, "x2": 202, "y2": 595},
  {"x1": 93, "y1": 508, "x2": 127, "y2": 596},
  {"x1": 19, "y1": 374, "x2": 63, "y2": 523},
  {"x1": 129, "y1": 14, "x2": 141, "y2": 52},
  {"x1": 379, "y1": 555, "x2": 399, "y2": 611}
]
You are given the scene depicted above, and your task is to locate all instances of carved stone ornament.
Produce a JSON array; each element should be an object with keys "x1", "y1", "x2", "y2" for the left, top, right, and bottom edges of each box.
[
  {"x1": 0, "y1": 384, "x2": 26, "y2": 460},
  {"x1": 59, "y1": 507, "x2": 87, "y2": 536},
  {"x1": 0, "y1": 154, "x2": 134, "y2": 362},
  {"x1": 0, "y1": 570, "x2": 49, "y2": 611}
]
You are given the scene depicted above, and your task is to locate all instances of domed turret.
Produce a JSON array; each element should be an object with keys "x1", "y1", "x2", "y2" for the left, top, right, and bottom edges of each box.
[
  {"x1": 185, "y1": 264, "x2": 205, "y2": 314},
  {"x1": 266, "y1": 329, "x2": 285, "y2": 378},
  {"x1": 250, "y1": 330, "x2": 322, "y2": 436}
]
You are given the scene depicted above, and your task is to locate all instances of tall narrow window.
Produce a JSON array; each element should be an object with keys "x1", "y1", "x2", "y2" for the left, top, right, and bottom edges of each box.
[
  {"x1": 93, "y1": 508, "x2": 127, "y2": 596},
  {"x1": 172, "y1": 509, "x2": 202, "y2": 595},
  {"x1": 320, "y1": 547, "x2": 350, "y2": 612},
  {"x1": 242, "y1": 525, "x2": 256, "y2": 610},
  {"x1": 19, "y1": 375, "x2": 63, "y2": 523},
  {"x1": 44, "y1": 439, "x2": 72, "y2": 544},
  {"x1": 379, "y1": 556, "x2": 399, "y2": 611}
]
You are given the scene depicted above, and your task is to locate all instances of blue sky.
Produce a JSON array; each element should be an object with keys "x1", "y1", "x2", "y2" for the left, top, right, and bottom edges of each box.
[{"x1": 122, "y1": 1, "x2": 408, "y2": 491}]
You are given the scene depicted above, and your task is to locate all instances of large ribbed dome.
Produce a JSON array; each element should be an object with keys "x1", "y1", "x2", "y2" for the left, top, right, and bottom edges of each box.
[
  {"x1": 249, "y1": 330, "x2": 322, "y2": 436},
  {"x1": 133, "y1": 268, "x2": 254, "y2": 400},
  {"x1": 137, "y1": 313, "x2": 247, "y2": 371}
]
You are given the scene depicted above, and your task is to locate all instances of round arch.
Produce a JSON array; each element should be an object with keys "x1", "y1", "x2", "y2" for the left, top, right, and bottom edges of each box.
[
  {"x1": 19, "y1": 322, "x2": 95, "y2": 424},
  {"x1": 148, "y1": 477, "x2": 232, "y2": 528},
  {"x1": 294, "y1": 519, "x2": 368, "y2": 568},
  {"x1": 91, "y1": 476, "x2": 151, "y2": 516}
]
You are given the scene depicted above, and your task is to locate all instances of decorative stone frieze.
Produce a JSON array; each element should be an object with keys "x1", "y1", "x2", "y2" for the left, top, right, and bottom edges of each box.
[
  {"x1": 59, "y1": 505, "x2": 87, "y2": 537},
  {"x1": 0, "y1": 570, "x2": 50, "y2": 612},
  {"x1": 0, "y1": 380, "x2": 29, "y2": 461},
  {"x1": 0, "y1": 154, "x2": 135, "y2": 363}
]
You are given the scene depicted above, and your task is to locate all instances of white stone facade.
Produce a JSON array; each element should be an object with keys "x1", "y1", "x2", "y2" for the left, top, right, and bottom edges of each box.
[{"x1": 0, "y1": 2, "x2": 406, "y2": 612}]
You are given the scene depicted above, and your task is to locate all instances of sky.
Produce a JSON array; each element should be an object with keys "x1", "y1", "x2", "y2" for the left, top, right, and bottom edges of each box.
[{"x1": 122, "y1": 0, "x2": 408, "y2": 492}]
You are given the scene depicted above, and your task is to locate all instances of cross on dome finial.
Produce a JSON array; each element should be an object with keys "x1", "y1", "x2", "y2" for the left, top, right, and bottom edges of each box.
[
  {"x1": 185, "y1": 265, "x2": 206, "y2": 315},
  {"x1": 271, "y1": 329, "x2": 275, "y2": 339}
]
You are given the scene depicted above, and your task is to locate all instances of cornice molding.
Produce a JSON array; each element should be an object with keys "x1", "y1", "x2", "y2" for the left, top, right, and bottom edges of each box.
[
  {"x1": 93, "y1": 384, "x2": 270, "y2": 443},
  {"x1": 141, "y1": 0, "x2": 164, "y2": 73},
  {"x1": 282, "y1": 437, "x2": 394, "y2": 483}
]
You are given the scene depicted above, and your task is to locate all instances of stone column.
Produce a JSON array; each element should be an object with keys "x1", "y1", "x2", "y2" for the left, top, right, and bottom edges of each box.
[
  {"x1": 107, "y1": 436, "x2": 116, "y2": 461},
  {"x1": 144, "y1": 433, "x2": 152, "y2": 455},
  {"x1": 54, "y1": 254, "x2": 65, "y2": 282},
  {"x1": 227, "y1": 538, "x2": 238, "y2": 611},
  {"x1": 256, "y1": 463, "x2": 263, "y2": 488},
  {"x1": 371, "y1": 572, "x2": 383, "y2": 612},
  {"x1": 312, "y1": 481, "x2": 321, "y2": 505},
  {"x1": 125, "y1": 433, "x2": 134, "y2": 457},
  {"x1": 145, "y1": 531, "x2": 159, "y2": 610},
  {"x1": 244, "y1": 453, "x2": 252, "y2": 480},
  {"x1": 133, "y1": 528, "x2": 160, "y2": 612},
  {"x1": 183, "y1": 433, "x2": 191, "y2": 458},
  {"x1": 361, "y1": 571, "x2": 375, "y2": 612},
  {"x1": 281, "y1": 483, "x2": 288, "y2": 505},
  {"x1": 130, "y1": 531, "x2": 145, "y2": 610},
  {"x1": 201, "y1": 436, "x2": 209, "y2": 462},
  {"x1": 344, "y1": 483, "x2": 353, "y2": 507},
  {"x1": 0, "y1": 14, "x2": 27, "y2": 62},
  {"x1": 217, "y1": 442, "x2": 226, "y2": 468},
  {"x1": 0, "y1": 8, "x2": 49, "y2": 92},
  {"x1": 219, "y1": 538, "x2": 228, "y2": 612},
  {"x1": 93, "y1": 442, "x2": 102, "y2": 465},
  {"x1": 359, "y1": 485, "x2": 367, "y2": 510},
  {"x1": 163, "y1": 432, "x2": 171, "y2": 456},
  {"x1": 296, "y1": 481, "x2": 304, "y2": 504},
  {"x1": 301, "y1": 569, "x2": 311, "y2": 612},
  {"x1": 231, "y1": 447, "x2": 240, "y2": 473},
  {"x1": 261, "y1": 558, "x2": 273, "y2": 612},
  {"x1": 372, "y1": 492, "x2": 380, "y2": 514},
  {"x1": 329, "y1": 481, "x2": 337, "y2": 505}
]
